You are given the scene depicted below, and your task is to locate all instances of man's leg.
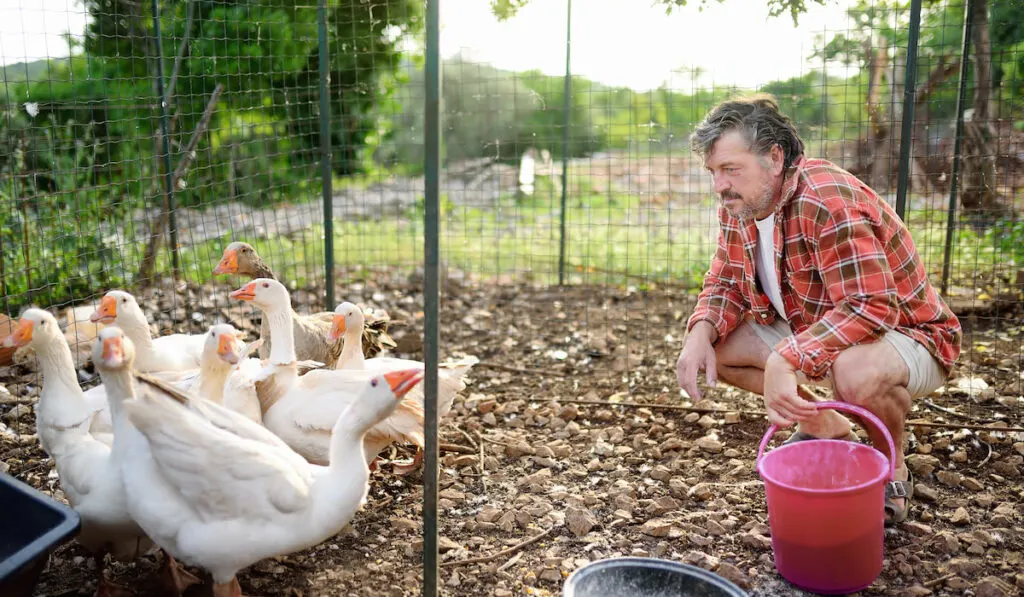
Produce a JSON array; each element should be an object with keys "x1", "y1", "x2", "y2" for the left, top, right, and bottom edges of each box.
[
  {"x1": 831, "y1": 339, "x2": 914, "y2": 520},
  {"x1": 715, "y1": 320, "x2": 853, "y2": 438}
]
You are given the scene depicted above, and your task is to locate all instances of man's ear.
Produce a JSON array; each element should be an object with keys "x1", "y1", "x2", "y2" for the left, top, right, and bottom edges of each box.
[{"x1": 770, "y1": 144, "x2": 785, "y2": 176}]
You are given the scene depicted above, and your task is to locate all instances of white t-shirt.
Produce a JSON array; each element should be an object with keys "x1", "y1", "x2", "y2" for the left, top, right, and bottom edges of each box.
[{"x1": 754, "y1": 214, "x2": 788, "y2": 320}]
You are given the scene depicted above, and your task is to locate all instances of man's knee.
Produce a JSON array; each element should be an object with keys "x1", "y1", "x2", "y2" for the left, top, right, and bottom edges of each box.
[
  {"x1": 714, "y1": 323, "x2": 772, "y2": 370},
  {"x1": 832, "y1": 342, "x2": 909, "y2": 406}
]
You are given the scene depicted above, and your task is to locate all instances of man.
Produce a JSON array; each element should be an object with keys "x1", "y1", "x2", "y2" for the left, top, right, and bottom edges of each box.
[{"x1": 675, "y1": 96, "x2": 961, "y2": 525}]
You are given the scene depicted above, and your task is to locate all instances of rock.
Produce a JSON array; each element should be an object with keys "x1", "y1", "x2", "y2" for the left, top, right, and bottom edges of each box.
[
  {"x1": 438, "y1": 537, "x2": 460, "y2": 552},
  {"x1": 1014, "y1": 573, "x2": 1024, "y2": 589},
  {"x1": 649, "y1": 465, "x2": 671, "y2": 482},
  {"x1": 947, "y1": 557, "x2": 983, "y2": 576},
  {"x1": 640, "y1": 519, "x2": 674, "y2": 537},
  {"x1": 914, "y1": 484, "x2": 939, "y2": 503},
  {"x1": 933, "y1": 532, "x2": 960, "y2": 554},
  {"x1": 715, "y1": 562, "x2": 749, "y2": 588},
  {"x1": 705, "y1": 519, "x2": 727, "y2": 536},
  {"x1": 724, "y1": 412, "x2": 740, "y2": 424},
  {"x1": 646, "y1": 496, "x2": 680, "y2": 516},
  {"x1": 390, "y1": 517, "x2": 419, "y2": 532},
  {"x1": 697, "y1": 415, "x2": 717, "y2": 429},
  {"x1": 950, "y1": 507, "x2": 971, "y2": 525},
  {"x1": 740, "y1": 532, "x2": 773, "y2": 550},
  {"x1": 537, "y1": 567, "x2": 562, "y2": 583},
  {"x1": 975, "y1": 576, "x2": 1014, "y2": 597},
  {"x1": 961, "y1": 477, "x2": 985, "y2": 492},
  {"x1": 903, "y1": 522, "x2": 933, "y2": 536},
  {"x1": 695, "y1": 435, "x2": 723, "y2": 454},
  {"x1": 991, "y1": 461, "x2": 1020, "y2": 479},
  {"x1": 906, "y1": 454, "x2": 941, "y2": 477},
  {"x1": 936, "y1": 470, "x2": 962, "y2": 487},
  {"x1": 901, "y1": 586, "x2": 933, "y2": 597},
  {"x1": 478, "y1": 506, "x2": 504, "y2": 524},
  {"x1": 681, "y1": 550, "x2": 719, "y2": 570},
  {"x1": 506, "y1": 441, "x2": 535, "y2": 458},
  {"x1": 565, "y1": 507, "x2": 597, "y2": 538},
  {"x1": 688, "y1": 483, "x2": 713, "y2": 501},
  {"x1": 945, "y1": 577, "x2": 971, "y2": 591}
]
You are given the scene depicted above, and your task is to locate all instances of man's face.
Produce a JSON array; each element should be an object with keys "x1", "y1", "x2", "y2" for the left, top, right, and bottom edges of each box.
[{"x1": 705, "y1": 130, "x2": 783, "y2": 220}]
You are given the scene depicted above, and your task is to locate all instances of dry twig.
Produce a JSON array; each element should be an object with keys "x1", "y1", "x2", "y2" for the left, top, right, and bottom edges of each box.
[{"x1": 440, "y1": 528, "x2": 554, "y2": 568}]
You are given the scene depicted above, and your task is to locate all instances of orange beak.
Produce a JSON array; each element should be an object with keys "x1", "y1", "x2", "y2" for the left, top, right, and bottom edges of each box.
[
  {"x1": 90, "y1": 295, "x2": 117, "y2": 324},
  {"x1": 213, "y1": 249, "x2": 238, "y2": 275},
  {"x1": 229, "y1": 281, "x2": 257, "y2": 301},
  {"x1": 2, "y1": 319, "x2": 34, "y2": 347},
  {"x1": 101, "y1": 336, "x2": 124, "y2": 367},
  {"x1": 383, "y1": 368, "x2": 424, "y2": 399},
  {"x1": 327, "y1": 314, "x2": 346, "y2": 343},
  {"x1": 217, "y1": 334, "x2": 240, "y2": 364}
]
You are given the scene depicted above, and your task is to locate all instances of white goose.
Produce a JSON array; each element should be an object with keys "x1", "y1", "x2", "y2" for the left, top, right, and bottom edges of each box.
[
  {"x1": 94, "y1": 325, "x2": 422, "y2": 597},
  {"x1": 328, "y1": 301, "x2": 478, "y2": 472},
  {"x1": 89, "y1": 290, "x2": 204, "y2": 372},
  {"x1": 2, "y1": 310, "x2": 164, "y2": 597},
  {"x1": 229, "y1": 279, "x2": 438, "y2": 468},
  {"x1": 79, "y1": 323, "x2": 264, "y2": 436}
]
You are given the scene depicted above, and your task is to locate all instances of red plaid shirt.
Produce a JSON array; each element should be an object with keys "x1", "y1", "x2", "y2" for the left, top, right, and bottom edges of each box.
[{"x1": 688, "y1": 156, "x2": 962, "y2": 381}]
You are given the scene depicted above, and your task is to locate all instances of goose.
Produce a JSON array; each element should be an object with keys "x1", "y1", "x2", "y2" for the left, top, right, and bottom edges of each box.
[
  {"x1": 212, "y1": 241, "x2": 395, "y2": 366},
  {"x1": 93, "y1": 325, "x2": 422, "y2": 597},
  {"x1": 89, "y1": 290, "x2": 204, "y2": 372}
]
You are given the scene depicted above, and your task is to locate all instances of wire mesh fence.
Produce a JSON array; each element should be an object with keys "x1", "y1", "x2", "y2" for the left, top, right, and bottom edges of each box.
[{"x1": 2, "y1": 1, "x2": 1023, "y2": 398}]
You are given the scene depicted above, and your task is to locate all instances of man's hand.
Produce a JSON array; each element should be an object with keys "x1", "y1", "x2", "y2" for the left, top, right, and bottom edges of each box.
[
  {"x1": 676, "y1": 321, "x2": 718, "y2": 401},
  {"x1": 763, "y1": 351, "x2": 818, "y2": 426}
]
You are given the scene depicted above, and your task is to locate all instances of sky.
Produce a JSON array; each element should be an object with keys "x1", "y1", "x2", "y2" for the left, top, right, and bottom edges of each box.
[{"x1": 1, "y1": 0, "x2": 853, "y2": 90}]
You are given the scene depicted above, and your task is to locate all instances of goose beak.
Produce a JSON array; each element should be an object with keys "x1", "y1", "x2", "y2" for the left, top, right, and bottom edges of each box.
[
  {"x1": 214, "y1": 249, "x2": 238, "y2": 275},
  {"x1": 230, "y1": 282, "x2": 257, "y2": 301},
  {"x1": 101, "y1": 336, "x2": 125, "y2": 368},
  {"x1": 2, "y1": 319, "x2": 34, "y2": 347},
  {"x1": 384, "y1": 368, "x2": 424, "y2": 399},
  {"x1": 217, "y1": 334, "x2": 240, "y2": 365},
  {"x1": 90, "y1": 295, "x2": 117, "y2": 324},
  {"x1": 327, "y1": 314, "x2": 346, "y2": 343}
]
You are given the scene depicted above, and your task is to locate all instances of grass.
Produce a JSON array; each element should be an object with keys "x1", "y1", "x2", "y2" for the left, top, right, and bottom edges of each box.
[{"x1": 6, "y1": 176, "x2": 1021, "y2": 315}]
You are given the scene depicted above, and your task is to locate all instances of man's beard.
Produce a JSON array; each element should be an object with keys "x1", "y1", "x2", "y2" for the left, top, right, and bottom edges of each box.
[{"x1": 722, "y1": 180, "x2": 774, "y2": 220}]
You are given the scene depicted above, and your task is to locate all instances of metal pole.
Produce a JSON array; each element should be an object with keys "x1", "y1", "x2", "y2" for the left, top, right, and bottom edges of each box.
[
  {"x1": 318, "y1": 0, "x2": 335, "y2": 309},
  {"x1": 423, "y1": 0, "x2": 441, "y2": 594},
  {"x1": 150, "y1": 0, "x2": 180, "y2": 279},
  {"x1": 894, "y1": 0, "x2": 922, "y2": 220},
  {"x1": 557, "y1": 0, "x2": 572, "y2": 286},
  {"x1": 941, "y1": 0, "x2": 974, "y2": 296}
]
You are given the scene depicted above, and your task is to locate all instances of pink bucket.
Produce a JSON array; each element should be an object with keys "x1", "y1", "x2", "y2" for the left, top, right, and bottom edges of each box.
[{"x1": 756, "y1": 401, "x2": 895, "y2": 595}]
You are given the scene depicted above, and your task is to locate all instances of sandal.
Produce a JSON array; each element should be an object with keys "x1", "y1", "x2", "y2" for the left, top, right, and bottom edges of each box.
[
  {"x1": 884, "y1": 469, "x2": 914, "y2": 526},
  {"x1": 783, "y1": 430, "x2": 860, "y2": 445}
]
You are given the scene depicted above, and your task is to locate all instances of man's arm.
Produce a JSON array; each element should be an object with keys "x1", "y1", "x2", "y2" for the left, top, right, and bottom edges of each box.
[{"x1": 686, "y1": 214, "x2": 748, "y2": 342}]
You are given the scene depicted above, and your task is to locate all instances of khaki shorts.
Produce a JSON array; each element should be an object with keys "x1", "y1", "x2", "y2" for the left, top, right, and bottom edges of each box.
[{"x1": 746, "y1": 318, "x2": 947, "y2": 399}]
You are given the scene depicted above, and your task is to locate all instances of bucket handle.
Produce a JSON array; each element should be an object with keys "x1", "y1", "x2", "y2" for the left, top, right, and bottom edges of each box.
[{"x1": 756, "y1": 401, "x2": 896, "y2": 481}]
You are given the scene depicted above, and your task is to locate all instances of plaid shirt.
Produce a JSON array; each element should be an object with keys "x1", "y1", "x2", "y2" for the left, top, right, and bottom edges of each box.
[{"x1": 688, "y1": 156, "x2": 962, "y2": 381}]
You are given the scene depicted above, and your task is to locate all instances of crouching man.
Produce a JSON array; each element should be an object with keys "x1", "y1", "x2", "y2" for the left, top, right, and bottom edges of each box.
[{"x1": 675, "y1": 96, "x2": 962, "y2": 525}]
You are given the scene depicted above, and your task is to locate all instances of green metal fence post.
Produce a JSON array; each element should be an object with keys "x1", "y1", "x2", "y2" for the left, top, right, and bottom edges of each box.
[
  {"x1": 318, "y1": 0, "x2": 335, "y2": 309},
  {"x1": 557, "y1": 0, "x2": 572, "y2": 286},
  {"x1": 894, "y1": 0, "x2": 922, "y2": 221},
  {"x1": 423, "y1": 0, "x2": 442, "y2": 595}
]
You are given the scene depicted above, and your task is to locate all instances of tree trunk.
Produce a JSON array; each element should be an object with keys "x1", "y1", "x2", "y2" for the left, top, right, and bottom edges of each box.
[
  {"x1": 866, "y1": 40, "x2": 892, "y2": 191},
  {"x1": 960, "y1": 0, "x2": 1001, "y2": 217}
]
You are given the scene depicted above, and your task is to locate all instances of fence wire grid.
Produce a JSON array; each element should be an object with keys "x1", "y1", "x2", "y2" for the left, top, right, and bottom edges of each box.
[{"x1": 2, "y1": 2, "x2": 1023, "y2": 405}]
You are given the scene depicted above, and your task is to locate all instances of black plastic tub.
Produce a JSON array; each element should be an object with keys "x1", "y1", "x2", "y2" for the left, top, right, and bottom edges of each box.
[
  {"x1": 0, "y1": 473, "x2": 81, "y2": 597},
  {"x1": 563, "y1": 557, "x2": 748, "y2": 597}
]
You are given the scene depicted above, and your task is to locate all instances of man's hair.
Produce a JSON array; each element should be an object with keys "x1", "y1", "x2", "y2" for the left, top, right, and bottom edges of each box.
[{"x1": 689, "y1": 95, "x2": 805, "y2": 170}]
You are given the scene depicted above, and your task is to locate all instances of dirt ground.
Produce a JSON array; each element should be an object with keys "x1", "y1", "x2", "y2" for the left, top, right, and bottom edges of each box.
[{"x1": 2, "y1": 270, "x2": 1023, "y2": 597}]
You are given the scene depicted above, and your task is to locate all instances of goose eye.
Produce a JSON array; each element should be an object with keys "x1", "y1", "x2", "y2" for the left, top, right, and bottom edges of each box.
[
  {"x1": 122, "y1": 298, "x2": 128, "y2": 303},
  {"x1": 262, "y1": 282, "x2": 269, "y2": 288},
  {"x1": 371, "y1": 379, "x2": 378, "y2": 387}
]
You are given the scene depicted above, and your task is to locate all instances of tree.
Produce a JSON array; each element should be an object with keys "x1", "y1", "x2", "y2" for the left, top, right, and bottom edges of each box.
[{"x1": 490, "y1": 0, "x2": 828, "y2": 26}]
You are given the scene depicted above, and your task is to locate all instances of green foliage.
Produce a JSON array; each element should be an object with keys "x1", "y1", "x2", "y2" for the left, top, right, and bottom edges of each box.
[{"x1": 489, "y1": 0, "x2": 828, "y2": 26}]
